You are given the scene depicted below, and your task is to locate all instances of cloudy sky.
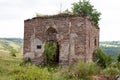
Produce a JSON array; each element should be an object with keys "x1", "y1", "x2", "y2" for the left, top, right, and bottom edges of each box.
[{"x1": 0, "y1": 0, "x2": 120, "y2": 41}]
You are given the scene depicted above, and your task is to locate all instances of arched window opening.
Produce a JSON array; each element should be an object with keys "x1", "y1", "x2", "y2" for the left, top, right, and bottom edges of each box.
[{"x1": 46, "y1": 27, "x2": 57, "y2": 41}]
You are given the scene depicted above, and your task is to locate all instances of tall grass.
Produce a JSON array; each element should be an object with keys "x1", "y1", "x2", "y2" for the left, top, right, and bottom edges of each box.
[
  {"x1": 0, "y1": 50, "x2": 119, "y2": 80},
  {"x1": 12, "y1": 65, "x2": 51, "y2": 80},
  {"x1": 102, "y1": 62, "x2": 120, "y2": 75},
  {"x1": 75, "y1": 61, "x2": 100, "y2": 78},
  {"x1": 58, "y1": 61, "x2": 100, "y2": 80}
]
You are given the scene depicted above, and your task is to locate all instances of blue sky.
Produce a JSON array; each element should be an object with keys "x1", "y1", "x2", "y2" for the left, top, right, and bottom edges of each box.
[{"x1": 0, "y1": 0, "x2": 120, "y2": 41}]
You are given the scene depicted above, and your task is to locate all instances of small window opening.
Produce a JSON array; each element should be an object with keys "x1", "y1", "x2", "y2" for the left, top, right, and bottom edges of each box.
[
  {"x1": 95, "y1": 39, "x2": 97, "y2": 46},
  {"x1": 37, "y1": 45, "x2": 41, "y2": 49}
]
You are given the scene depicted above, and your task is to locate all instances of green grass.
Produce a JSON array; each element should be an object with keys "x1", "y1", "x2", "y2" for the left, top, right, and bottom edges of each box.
[
  {"x1": 0, "y1": 50, "x2": 92, "y2": 80},
  {"x1": 0, "y1": 50, "x2": 119, "y2": 80},
  {"x1": 0, "y1": 50, "x2": 22, "y2": 80},
  {"x1": 0, "y1": 50, "x2": 56, "y2": 80}
]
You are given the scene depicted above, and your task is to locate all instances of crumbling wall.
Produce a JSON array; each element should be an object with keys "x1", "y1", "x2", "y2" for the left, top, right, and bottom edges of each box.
[
  {"x1": 24, "y1": 15, "x2": 99, "y2": 66},
  {"x1": 85, "y1": 17, "x2": 99, "y2": 61},
  {"x1": 68, "y1": 16, "x2": 87, "y2": 64}
]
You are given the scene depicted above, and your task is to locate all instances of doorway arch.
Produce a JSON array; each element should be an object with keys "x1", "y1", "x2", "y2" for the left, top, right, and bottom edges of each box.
[
  {"x1": 46, "y1": 27, "x2": 57, "y2": 41},
  {"x1": 45, "y1": 27, "x2": 59, "y2": 64}
]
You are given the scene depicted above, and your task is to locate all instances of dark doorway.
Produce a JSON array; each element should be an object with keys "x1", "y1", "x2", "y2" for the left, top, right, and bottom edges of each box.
[
  {"x1": 45, "y1": 27, "x2": 59, "y2": 65},
  {"x1": 53, "y1": 42, "x2": 59, "y2": 64}
]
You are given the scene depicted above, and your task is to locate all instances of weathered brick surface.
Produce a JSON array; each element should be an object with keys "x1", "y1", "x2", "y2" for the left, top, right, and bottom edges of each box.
[{"x1": 24, "y1": 15, "x2": 99, "y2": 66}]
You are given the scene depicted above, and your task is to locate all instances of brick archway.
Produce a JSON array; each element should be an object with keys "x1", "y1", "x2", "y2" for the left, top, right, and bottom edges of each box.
[
  {"x1": 46, "y1": 27, "x2": 57, "y2": 42},
  {"x1": 45, "y1": 27, "x2": 59, "y2": 64}
]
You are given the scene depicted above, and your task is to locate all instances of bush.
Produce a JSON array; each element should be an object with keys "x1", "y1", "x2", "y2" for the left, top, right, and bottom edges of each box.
[
  {"x1": 110, "y1": 62, "x2": 120, "y2": 70},
  {"x1": 93, "y1": 48, "x2": 113, "y2": 68},
  {"x1": 74, "y1": 61, "x2": 100, "y2": 78},
  {"x1": 87, "y1": 62, "x2": 100, "y2": 75},
  {"x1": 60, "y1": 61, "x2": 100, "y2": 79},
  {"x1": 117, "y1": 53, "x2": 120, "y2": 62},
  {"x1": 102, "y1": 67, "x2": 120, "y2": 75},
  {"x1": 44, "y1": 42, "x2": 57, "y2": 64},
  {"x1": 10, "y1": 49, "x2": 18, "y2": 57}
]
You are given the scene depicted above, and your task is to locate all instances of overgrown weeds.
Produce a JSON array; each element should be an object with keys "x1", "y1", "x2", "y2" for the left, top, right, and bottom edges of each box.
[
  {"x1": 1, "y1": 49, "x2": 120, "y2": 80},
  {"x1": 60, "y1": 61, "x2": 100, "y2": 79}
]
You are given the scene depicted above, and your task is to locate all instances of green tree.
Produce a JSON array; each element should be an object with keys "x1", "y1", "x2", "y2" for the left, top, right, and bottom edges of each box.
[{"x1": 71, "y1": 0, "x2": 101, "y2": 26}]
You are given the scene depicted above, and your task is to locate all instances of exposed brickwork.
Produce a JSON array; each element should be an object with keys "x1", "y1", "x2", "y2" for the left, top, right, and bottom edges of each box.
[{"x1": 24, "y1": 15, "x2": 99, "y2": 66}]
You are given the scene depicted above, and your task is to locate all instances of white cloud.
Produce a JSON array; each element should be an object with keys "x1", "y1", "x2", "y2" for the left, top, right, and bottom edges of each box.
[
  {"x1": 0, "y1": 20, "x2": 24, "y2": 38},
  {"x1": 0, "y1": 0, "x2": 120, "y2": 41}
]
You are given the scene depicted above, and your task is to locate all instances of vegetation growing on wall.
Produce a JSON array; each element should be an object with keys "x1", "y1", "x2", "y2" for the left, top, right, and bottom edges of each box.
[
  {"x1": 35, "y1": 0, "x2": 101, "y2": 27},
  {"x1": 44, "y1": 42, "x2": 57, "y2": 64}
]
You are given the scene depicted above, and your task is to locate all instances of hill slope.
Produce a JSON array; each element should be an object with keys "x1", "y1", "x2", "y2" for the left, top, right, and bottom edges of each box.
[
  {"x1": 100, "y1": 41, "x2": 120, "y2": 57},
  {"x1": 0, "y1": 38, "x2": 119, "y2": 57}
]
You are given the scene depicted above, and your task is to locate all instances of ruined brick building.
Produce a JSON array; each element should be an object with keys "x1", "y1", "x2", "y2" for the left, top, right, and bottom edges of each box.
[{"x1": 24, "y1": 14, "x2": 99, "y2": 66}]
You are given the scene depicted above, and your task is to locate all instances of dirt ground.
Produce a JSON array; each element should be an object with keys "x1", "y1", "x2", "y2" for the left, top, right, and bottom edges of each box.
[{"x1": 91, "y1": 75, "x2": 115, "y2": 80}]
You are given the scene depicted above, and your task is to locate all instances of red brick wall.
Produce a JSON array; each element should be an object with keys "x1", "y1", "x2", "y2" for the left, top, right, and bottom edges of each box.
[
  {"x1": 24, "y1": 15, "x2": 99, "y2": 66},
  {"x1": 85, "y1": 17, "x2": 99, "y2": 61}
]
